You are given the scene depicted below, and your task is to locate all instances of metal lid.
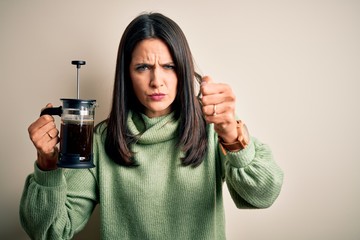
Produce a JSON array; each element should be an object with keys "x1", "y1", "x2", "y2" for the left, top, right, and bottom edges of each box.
[{"x1": 60, "y1": 98, "x2": 96, "y2": 109}]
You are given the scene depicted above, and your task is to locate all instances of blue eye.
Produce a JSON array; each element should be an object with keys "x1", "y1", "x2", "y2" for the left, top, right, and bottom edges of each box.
[
  {"x1": 135, "y1": 64, "x2": 150, "y2": 72},
  {"x1": 164, "y1": 64, "x2": 175, "y2": 70}
]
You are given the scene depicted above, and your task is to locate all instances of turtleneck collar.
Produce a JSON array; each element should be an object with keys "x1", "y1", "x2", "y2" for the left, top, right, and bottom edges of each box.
[{"x1": 127, "y1": 111, "x2": 179, "y2": 145}]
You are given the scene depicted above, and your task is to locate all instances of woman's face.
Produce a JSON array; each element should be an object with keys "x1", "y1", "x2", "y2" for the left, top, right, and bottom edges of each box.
[{"x1": 130, "y1": 38, "x2": 178, "y2": 118}]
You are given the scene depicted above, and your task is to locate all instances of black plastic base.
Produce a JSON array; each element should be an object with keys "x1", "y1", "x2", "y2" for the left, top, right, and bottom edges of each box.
[
  {"x1": 57, "y1": 161, "x2": 95, "y2": 169},
  {"x1": 58, "y1": 153, "x2": 95, "y2": 169}
]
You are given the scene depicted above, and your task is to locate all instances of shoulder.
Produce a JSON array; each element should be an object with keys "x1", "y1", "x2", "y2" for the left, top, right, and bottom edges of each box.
[{"x1": 95, "y1": 120, "x2": 107, "y2": 135}]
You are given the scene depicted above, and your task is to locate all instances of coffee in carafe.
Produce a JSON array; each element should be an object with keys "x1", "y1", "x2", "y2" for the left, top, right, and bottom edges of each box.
[{"x1": 60, "y1": 119, "x2": 94, "y2": 162}]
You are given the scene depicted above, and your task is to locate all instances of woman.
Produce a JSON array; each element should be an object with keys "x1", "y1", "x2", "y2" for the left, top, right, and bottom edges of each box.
[{"x1": 21, "y1": 12, "x2": 283, "y2": 239}]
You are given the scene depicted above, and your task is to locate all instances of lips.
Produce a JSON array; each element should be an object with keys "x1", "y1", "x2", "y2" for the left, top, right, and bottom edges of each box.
[{"x1": 149, "y1": 93, "x2": 166, "y2": 101}]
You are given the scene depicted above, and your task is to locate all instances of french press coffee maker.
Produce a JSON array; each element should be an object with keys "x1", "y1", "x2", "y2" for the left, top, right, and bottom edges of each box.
[{"x1": 40, "y1": 61, "x2": 96, "y2": 168}]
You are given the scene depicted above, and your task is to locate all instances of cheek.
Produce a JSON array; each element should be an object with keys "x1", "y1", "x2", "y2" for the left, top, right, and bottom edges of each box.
[
  {"x1": 171, "y1": 83, "x2": 178, "y2": 97},
  {"x1": 133, "y1": 83, "x2": 145, "y2": 101},
  {"x1": 167, "y1": 75, "x2": 178, "y2": 97},
  {"x1": 130, "y1": 78, "x2": 144, "y2": 101},
  {"x1": 173, "y1": 82, "x2": 179, "y2": 99}
]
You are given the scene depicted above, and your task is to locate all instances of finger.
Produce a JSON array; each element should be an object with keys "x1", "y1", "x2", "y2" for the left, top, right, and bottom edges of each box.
[
  {"x1": 200, "y1": 76, "x2": 217, "y2": 96},
  {"x1": 33, "y1": 127, "x2": 60, "y2": 153},
  {"x1": 201, "y1": 83, "x2": 230, "y2": 99},
  {"x1": 38, "y1": 132, "x2": 59, "y2": 146},
  {"x1": 203, "y1": 102, "x2": 222, "y2": 116},
  {"x1": 28, "y1": 116, "x2": 55, "y2": 136},
  {"x1": 203, "y1": 101, "x2": 235, "y2": 118},
  {"x1": 201, "y1": 92, "x2": 223, "y2": 106},
  {"x1": 47, "y1": 127, "x2": 59, "y2": 139},
  {"x1": 203, "y1": 88, "x2": 236, "y2": 107},
  {"x1": 38, "y1": 121, "x2": 57, "y2": 140},
  {"x1": 41, "y1": 103, "x2": 53, "y2": 112},
  {"x1": 201, "y1": 76, "x2": 213, "y2": 85},
  {"x1": 200, "y1": 76, "x2": 215, "y2": 96},
  {"x1": 29, "y1": 117, "x2": 57, "y2": 143},
  {"x1": 204, "y1": 110, "x2": 235, "y2": 127}
]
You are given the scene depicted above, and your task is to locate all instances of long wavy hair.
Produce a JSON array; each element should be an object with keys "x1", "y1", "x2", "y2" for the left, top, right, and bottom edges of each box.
[{"x1": 104, "y1": 12, "x2": 207, "y2": 167}]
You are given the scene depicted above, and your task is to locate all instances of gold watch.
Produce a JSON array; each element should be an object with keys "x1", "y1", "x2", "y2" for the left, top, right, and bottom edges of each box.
[{"x1": 219, "y1": 120, "x2": 250, "y2": 154}]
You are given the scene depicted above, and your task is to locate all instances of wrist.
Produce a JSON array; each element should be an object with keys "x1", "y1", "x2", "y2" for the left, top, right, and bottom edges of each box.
[
  {"x1": 37, "y1": 152, "x2": 58, "y2": 171},
  {"x1": 219, "y1": 120, "x2": 250, "y2": 155},
  {"x1": 218, "y1": 128, "x2": 238, "y2": 143}
]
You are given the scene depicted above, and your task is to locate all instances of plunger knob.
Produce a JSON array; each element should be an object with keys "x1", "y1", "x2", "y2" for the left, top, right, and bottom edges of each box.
[
  {"x1": 71, "y1": 60, "x2": 86, "y2": 99},
  {"x1": 71, "y1": 60, "x2": 86, "y2": 69}
]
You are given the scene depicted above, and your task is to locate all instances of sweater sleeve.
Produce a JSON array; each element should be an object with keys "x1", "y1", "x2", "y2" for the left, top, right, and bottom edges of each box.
[
  {"x1": 19, "y1": 163, "x2": 98, "y2": 239},
  {"x1": 221, "y1": 137, "x2": 284, "y2": 209}
]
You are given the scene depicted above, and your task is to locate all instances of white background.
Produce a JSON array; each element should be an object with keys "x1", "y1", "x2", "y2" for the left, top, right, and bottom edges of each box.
[{"x1": 1, "y1": 0, "x2": 359, "y2": 239}]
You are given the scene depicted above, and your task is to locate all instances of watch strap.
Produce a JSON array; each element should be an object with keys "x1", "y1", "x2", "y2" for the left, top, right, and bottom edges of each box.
[{"x1": 219, "y1": 120, "x2": 249, "y2": 155}]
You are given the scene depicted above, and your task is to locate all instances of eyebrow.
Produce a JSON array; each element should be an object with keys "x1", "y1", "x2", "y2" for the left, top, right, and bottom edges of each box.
[{"x1": 132, "y1": 61, "x2": 175, "y2": 66}]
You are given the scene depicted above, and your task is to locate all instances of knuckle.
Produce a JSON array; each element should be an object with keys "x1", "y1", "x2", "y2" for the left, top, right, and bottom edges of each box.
[
  {"x1": 225, "y1": 112, "x2": 234, "y2": 121},
  {"x1": 200, "y1": 87, "x2": 207, "y2": 96},
  {"x1": 33, "y1": 141, "x2": 42, "y2": 149},
  {"x1": 29, "y1": 131, "x2": 38, "y2": 142},
  {"x1": 228, "y1": 103, "x2": 235, "y2": 112},
  {"x1": 227, "y1": 92, "x2": 236, "y2": 101},
  {"x1": 28, "y1": 127, "x2": 33, "y2": 136},
  {"x1": 202, "y1": 105, "x2": 206, "y2": 113},
  {"x1": 200, "y1": 97, "x2": 208, "y2": 105}
]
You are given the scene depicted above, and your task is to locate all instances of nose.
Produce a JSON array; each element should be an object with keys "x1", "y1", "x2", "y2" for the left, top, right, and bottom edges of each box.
[{"x1": 150, "y1": 67, "x2": 164, "y2": 88}]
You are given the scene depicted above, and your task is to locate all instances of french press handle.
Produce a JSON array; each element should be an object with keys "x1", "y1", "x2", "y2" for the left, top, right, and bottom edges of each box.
[{"x1": 40, "y1": 106, "x2": 62, "y2": 117}]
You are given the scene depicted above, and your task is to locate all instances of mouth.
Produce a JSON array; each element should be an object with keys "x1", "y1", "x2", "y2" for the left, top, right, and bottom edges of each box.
[{"x1": 148, "y1": 93, "x2": 166, "y2": 101}]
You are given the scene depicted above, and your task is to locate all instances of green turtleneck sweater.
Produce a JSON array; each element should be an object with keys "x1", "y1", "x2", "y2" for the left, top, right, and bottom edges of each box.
[{"x1": 20, "y1": 112, "x2": 283, "y2": 239}]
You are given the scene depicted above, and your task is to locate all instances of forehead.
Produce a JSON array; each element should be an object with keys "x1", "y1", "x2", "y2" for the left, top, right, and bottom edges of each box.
[{"x1": 131, "y1": 38, "x2": 173, "y2": 62}]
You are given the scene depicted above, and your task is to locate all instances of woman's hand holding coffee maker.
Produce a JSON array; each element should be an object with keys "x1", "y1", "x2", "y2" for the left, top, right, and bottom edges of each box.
[{"x1": 28, "y1": 104, "x2": 60, "y2": 171}]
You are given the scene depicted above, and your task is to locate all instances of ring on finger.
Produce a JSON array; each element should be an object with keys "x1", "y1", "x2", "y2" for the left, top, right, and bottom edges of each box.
[
  {"x1": 213, "y1": 104, "x2": 217, "y2": 116},
  {"x1": 47, "y1": 132, "x2": 52, "y2": 139}
]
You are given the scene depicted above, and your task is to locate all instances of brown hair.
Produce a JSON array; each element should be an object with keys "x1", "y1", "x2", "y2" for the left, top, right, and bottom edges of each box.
[{"x1": 104, "y1": 12, "x2": 207, "y2": 167}]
